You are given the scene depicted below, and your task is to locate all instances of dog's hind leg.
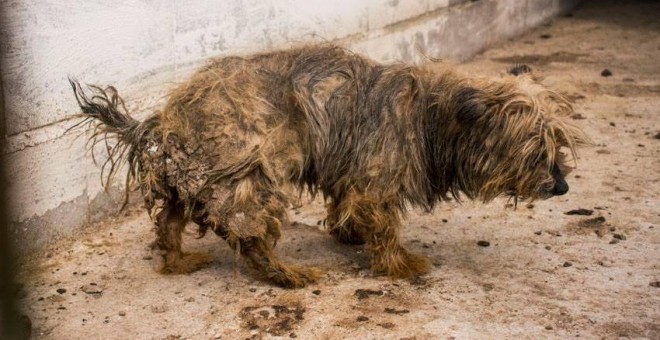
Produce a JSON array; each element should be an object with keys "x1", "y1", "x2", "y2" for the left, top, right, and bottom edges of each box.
[
  {"x1": 153, "y1": 200, "x2": 211, "y2": 274},
  {"x1": 335, "y1": 190, "x2": 432, "y2": 278},
  {"x1": 230, "y1": 235, "x2": 319, "y2": 288},
  {"x1": 234, "y1": 194, "x2": 319, "y2": 288},
  {"x1": 198, "y1": 182, "x2": 319, "y2": 288}
]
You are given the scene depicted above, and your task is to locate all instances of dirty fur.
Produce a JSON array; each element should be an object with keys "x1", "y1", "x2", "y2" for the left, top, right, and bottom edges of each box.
[{"x1": 70, "y1": 44, "x2": 590, "y2": 288}]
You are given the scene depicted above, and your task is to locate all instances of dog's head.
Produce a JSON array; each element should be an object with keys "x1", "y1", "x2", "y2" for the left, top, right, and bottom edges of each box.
[{"x1": 446, "y1": 70, "x2": 591, "y2": 202}]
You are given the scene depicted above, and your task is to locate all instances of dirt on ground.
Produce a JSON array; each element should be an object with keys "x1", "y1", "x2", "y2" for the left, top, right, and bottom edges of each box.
[{"x1": 13, "y1": 1, "x2": 660, "y2": 339}]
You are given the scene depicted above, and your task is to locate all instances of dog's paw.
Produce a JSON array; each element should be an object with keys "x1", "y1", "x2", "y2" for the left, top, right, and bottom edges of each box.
[
  {"x1": 267, "y1": 264, "x2": 320, "y2": 289},
  {"x1": 159, "y1": 251, "x2": 213, "y2": 274},
  {"x1": 371, "y1": 248, "x2": 431, "y2": 279}
]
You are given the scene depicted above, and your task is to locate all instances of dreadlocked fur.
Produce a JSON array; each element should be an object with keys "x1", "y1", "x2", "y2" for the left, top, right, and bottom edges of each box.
[{"x1": 71, "y1": 44, "x2": 590, "y2": 288}]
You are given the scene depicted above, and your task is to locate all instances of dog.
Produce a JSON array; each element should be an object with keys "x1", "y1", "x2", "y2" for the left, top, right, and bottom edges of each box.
[{"x1": 70, "y1": 44, "x2": 590, "y2": 288}]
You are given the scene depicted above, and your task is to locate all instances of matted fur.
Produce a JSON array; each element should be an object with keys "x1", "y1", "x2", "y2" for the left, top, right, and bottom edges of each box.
[{"x1": 71, "y1": 45, "x2": 589, "y2": 288}]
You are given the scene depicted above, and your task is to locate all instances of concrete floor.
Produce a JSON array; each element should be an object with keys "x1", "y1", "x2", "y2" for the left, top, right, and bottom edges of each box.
[{"x1": 15, "y1": 1, "x2": 660, "y2": 338}]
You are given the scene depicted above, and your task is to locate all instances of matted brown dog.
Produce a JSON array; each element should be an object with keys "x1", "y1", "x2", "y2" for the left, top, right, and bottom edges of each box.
[{"x1": 70, "y1": 45, "x2": 589, "y2": 288}]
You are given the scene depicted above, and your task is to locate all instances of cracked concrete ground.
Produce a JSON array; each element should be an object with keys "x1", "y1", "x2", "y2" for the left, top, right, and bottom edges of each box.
[{"x1": 14, "y1": 1, "x2": 660, "y2": 338}]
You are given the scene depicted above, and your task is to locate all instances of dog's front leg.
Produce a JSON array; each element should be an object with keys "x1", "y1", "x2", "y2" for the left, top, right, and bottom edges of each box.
[{"x1": 334, "y1": 190, "x2": 432, "y2": 278}]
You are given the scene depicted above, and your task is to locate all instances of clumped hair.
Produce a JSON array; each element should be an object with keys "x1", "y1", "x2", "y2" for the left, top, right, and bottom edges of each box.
[{"x1": 70, "y1": 44, "x2": 590, "y2": 287}]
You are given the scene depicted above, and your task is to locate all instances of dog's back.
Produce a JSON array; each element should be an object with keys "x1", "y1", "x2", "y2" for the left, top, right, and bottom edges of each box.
[{"x1": 71, "y1": 44, "x2": 588, "y2": 287}]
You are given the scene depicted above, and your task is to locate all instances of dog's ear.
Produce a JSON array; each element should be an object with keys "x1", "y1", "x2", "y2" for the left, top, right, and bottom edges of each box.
[{"x1": 454, "y1": 87, "x2": 487, "y2": 124}]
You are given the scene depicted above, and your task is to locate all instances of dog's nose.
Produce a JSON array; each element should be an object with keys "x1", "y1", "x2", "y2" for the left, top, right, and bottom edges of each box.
[
  {"x1": 551, "y1": 180, "x2": 569, "y2": 196},
  {"x1": 550, "y1": 164, "x2": 569, "y2": 196}
]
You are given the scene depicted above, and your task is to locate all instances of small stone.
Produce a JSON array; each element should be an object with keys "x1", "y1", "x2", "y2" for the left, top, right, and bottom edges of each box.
[
  {"x1": 612, "y1": 233, "x2": 626, "y2": 240},
  {"x1": 355, "y1": 289, "x2": 383, "y2": 300},
  {"x1": 312, "y1": 290, "x2": 321, "y2": 295},
  {"x1": 81, "y1": 284, "x2": 103, "y2": 295},
  {"x1": 650, "y1": 281, "x2": 660, "y2": 288},
  {"x1": 540, "y1": 34, "x2": 552, "y2": 39},
  {"x1": 118, "y1": 311, "x2": 126, "y2": 316},
  {"x1": 565, "y1": 209, "x2": 593, "y2": 216},
  {"x1": 409, "y1": 276, "x2": 427, "y2": 286},
  {"x1": 356, "y1": 316, "x2": 369, "y2": 322},
  {"x1": 562, "y1": 261, "x2": 572, "y2": 267},
  {"x1": 609, "y1": 122, "x2": 616, "y2": 127},
  {"x1": 56, "y1": 288, "x2": 66, "y2": 294},
  {"x1": 477, "y1": 241, "x2": 490, "y2": 247},
  {"x1": 151, "y1": 305, "x2": 168, "y2": 314},
  {"x1": 601, "y1": 69, "x2": 612, "y2": 77},
  {"x1": 384, "y1": 308, "x2": 410, "y2": 315},
  {"x1": 378, "y1": 322, "x2": 395, "y2": 329}
]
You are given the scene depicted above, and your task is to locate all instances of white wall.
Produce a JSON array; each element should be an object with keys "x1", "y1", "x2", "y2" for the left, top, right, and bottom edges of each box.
[{"x1": 0, "y1": 0, "x2": 578, "y2": 251}]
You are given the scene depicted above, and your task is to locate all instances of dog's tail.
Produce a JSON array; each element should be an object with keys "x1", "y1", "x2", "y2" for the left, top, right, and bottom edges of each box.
[{"x1": 68, "y1": 78, "x2": 157, "y2": 209}]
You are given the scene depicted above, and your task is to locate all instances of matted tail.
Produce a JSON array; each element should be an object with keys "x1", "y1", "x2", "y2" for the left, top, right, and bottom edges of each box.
[
  {"x1": 68, "y1": 78, "x2": 156, "y2": 209},
  {"x1": 69, "y1": 79, "x2": 139, "y2": 132}
]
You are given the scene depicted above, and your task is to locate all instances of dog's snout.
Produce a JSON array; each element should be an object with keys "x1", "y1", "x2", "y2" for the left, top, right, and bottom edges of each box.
[
  {"x1": 551, "y1": 180, "x2": 569, "y2": 196},
  {"x1": 550, "y1": 165, "x2": 569, "y2": 196}
]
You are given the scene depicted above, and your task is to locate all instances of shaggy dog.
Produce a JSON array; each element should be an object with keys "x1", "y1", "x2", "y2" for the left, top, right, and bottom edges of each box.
[{"x1": 70, "y1": 45, "x2": 589, "y2": 288}]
